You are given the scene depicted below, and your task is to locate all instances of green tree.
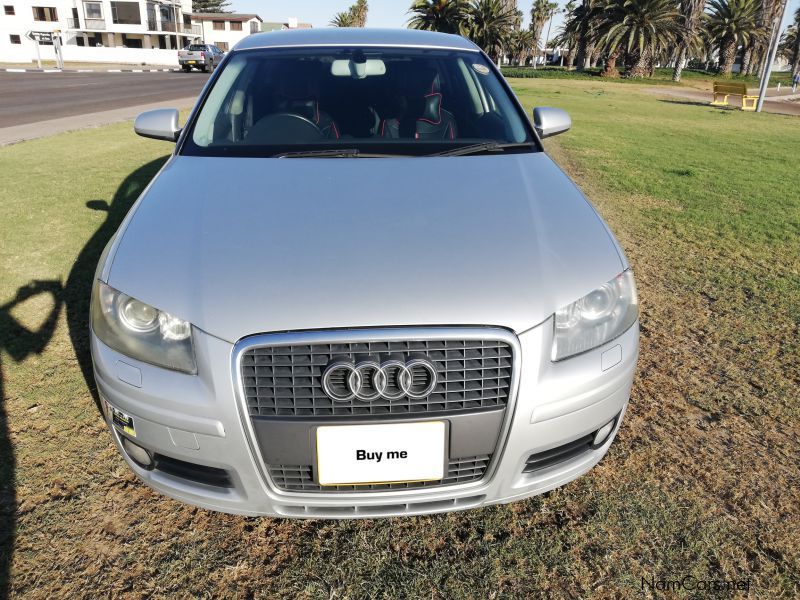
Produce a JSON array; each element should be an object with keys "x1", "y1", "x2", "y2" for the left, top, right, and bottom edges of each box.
[
  {"x1": 563, "y1": 0, "x2": 602, "y2": 70},
  {"x1": 554, "y1": 0, "x2": 580, "y2": 67},
  {"x1": 707, "y1": 0, "x2": 762, "y2": 76},
  {"x1": 672, "y1": 0, "x2": 708, "y2": 81},
  {"x1": 778, "y1": 8, "x2": 800, "y2": 77},
  {"x1": 350, "y1": 0, "x2": 369, "y2": 27},
  {"x1": 192, "y1": 0, "x2": 231, "y2": 13},
  {"x1": 465, "y1": 0, "x2": 520, "y2": 61},
  {"x1": 507, "y1": 28, "x2": 535, "y2": 64},
  {"x1": 597, "y1": 0, "x2": 682, "y2": 78},
  {"x1": 330, "y1": 0, "x2": 369, "y2": 27},
  {"x1": 408, "y1": 0, "x2": 469, "y2": 34},
  {"x1": 530, "y1": 0, "x2": 560, "y2": 67},
  {"x1": 330, "y1": 11, "x2": 357, "y2": 26}
]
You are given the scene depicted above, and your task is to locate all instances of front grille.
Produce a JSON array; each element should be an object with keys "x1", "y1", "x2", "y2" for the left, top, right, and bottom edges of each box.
[
  {"x1": 241, "y1": 339, "x2": 513, "y2": 418},
  {"x1": 268, "y1": 454, "x2": 491, "y2": 492}
]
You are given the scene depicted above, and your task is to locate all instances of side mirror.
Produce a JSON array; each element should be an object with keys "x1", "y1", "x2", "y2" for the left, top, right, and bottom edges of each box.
[
  {"x1": 134, "y1": 108, "x2": 180, "y2": 142},
  {"x1": 532, "y1": 107, "x2": 571, "y2": 139}
]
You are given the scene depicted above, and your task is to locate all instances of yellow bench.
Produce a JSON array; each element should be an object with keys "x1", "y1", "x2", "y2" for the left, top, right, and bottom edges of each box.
[{"x1": 711, "y1": 81, "x2": 758, "y2": 111}]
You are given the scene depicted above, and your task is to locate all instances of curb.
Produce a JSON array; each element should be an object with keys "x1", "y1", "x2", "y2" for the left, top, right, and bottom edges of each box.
[{"x1": 0, "y1": 67, "x2": 180, "y2": 73}]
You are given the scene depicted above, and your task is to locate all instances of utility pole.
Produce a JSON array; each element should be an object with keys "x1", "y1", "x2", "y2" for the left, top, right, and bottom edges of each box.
[{"x1": 756, "y1": 0, "x2": 788, "y2": 112}]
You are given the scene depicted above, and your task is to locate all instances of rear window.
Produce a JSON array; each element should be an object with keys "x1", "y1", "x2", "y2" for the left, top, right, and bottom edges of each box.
[
  {"x1": 187, "y1": 45, "x2": 207, "y2": 52},
  {"x1": 181, "y1": 46, "x2": 535, "y2": 157}
]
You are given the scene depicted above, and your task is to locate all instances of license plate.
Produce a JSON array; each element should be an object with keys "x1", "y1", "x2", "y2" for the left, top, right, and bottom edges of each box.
[
  {"x1": 316, "y1": 421, "x2": 446, "y2": 486},
  {"x1": 187, "y1": 60, "x2": 196, "y2": 64}
]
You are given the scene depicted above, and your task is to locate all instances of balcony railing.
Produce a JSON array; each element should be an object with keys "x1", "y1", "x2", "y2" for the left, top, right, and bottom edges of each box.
[
  {"x1": 84, "y1": 18, "x2": 106, "y2": 30},
  {"x1": 181, "y1": 23, "x2": 202, "y2": 36},
  {"x1": 159, "y1": 20, "x2": 177, "y2": 32},
  {"x1": 66, "y1": 17, "x2": 79, "y2": 28}
]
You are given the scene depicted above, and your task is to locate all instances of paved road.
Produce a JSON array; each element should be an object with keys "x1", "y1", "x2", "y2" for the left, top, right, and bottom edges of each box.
[{"x1": 0, "y1": 71, "x2": 209, "y2": 128}]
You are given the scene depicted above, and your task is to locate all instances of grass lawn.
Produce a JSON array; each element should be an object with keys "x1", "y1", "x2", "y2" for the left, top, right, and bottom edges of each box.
[{"x1": 0, "y1": 79, "x2": 798, "y2": 598}]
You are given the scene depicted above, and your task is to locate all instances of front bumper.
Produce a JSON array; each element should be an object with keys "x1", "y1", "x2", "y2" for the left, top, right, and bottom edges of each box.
[{"x1": 91, "y1": 320, "x2": 638, "y2": 518}]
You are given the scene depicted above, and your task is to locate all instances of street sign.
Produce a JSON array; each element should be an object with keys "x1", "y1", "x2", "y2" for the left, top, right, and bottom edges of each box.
[{"x1": 25, "y1": 31, "x2": 53, "y2": 44}]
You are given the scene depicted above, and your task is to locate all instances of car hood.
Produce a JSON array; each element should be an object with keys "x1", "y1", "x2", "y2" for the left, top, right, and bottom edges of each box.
[{"x1": 108, "y1": 154, "x2": 624, "y2": 343}]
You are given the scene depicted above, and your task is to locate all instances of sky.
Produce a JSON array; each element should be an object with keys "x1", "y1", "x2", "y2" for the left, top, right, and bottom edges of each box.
[{"x1": 233, "y1": 0, "x2": 800, "y2": 40}]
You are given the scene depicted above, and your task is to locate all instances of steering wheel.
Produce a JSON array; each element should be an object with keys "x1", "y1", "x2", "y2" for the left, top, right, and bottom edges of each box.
[{"x1": 246, "y1": 112, "x2": 325, "y2": 144}]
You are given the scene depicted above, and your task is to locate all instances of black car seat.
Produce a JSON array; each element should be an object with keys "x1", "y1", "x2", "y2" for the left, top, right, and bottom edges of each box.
[{"x1": 380, "y1": 69, "x2": 457, "y2": 140}]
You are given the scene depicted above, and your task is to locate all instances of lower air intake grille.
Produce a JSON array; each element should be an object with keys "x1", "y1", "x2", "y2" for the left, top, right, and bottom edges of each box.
[
  {"x1": 523, "y1": 434, "x2": 594, "y2": 474},
  {"x1": 269, "y1": 454, "x2": 491, "y2": 492},
  {"x1": 153, "y1": 454, "x2": 233, "y2": 488}
]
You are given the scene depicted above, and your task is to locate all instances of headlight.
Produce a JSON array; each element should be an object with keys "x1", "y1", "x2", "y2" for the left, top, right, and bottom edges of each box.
[
  {"x1": 552, "y1": 270, "x2": 638, "y2": 361},
  {"x1": 91, "y1": 281, "x2": 196, "y2": 373}
]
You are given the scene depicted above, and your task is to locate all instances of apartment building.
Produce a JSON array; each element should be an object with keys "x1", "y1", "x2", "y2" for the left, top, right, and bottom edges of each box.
[
  {"x1": 1, "y1": 0, "x2": 199, "y2": 64},
  {"x1": 189, "y1": 12, "x2": 260, "y2": 52}
]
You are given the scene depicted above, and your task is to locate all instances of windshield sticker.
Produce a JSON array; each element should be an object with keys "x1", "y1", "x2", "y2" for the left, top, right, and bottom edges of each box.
[{"x1": 472, "y1": 63, "x2": 490, "y2": 75}]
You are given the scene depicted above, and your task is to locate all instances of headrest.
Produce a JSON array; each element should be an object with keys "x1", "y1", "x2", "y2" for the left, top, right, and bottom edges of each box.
[
  {"x1": 420, "y1": 93, "x2": 442, "y2": 123},
  {"x1": 276, "y1": 61, "x2": 320, "y2": 100},
  {"x1": 406, "y1": 67, "x2": 442, "y2": 96}
]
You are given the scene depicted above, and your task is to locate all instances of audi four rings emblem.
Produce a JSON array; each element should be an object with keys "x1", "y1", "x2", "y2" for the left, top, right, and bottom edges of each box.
[{"x1": 322, "y1": 358, "x2": 438, "y2": 402}]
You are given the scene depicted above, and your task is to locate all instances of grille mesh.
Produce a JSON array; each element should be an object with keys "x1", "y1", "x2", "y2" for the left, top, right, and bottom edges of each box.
[
  {"x1": 241, "y1": 339, "x2": 513, "y2": 417},
  {"x1": 268, "y1": 455, "x2": 492, "y2": 492}
]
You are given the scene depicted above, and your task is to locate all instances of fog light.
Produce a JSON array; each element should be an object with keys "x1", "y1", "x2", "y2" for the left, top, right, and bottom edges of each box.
[
  {"x1": 593, "y1": 419, "x2": 616, "y2": 446},
  {"x1": 121, "y1": 437, "x2": 153, "y2": 469}
]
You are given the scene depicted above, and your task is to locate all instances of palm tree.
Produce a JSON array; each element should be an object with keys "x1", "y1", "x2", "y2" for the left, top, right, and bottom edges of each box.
[
  {"x1": 597, "y1": 0, "x2": 682, "y2": 78},
  {"x1": 508, "y1": 28, "x2": 535, "y2": 64},
  {"x1": 408, "y1": 0, "x2": 469, "y2": 34},
  {"x1": 566, "y1": 0, "x2": 602, "y2": 70},
  {"x1": 743, "y1": 0, "x2": 784, "y2": 76},
  {"x1": 554, "y1": 0, "x2": 580, "y2": 67},
  {"x1": 707, "y1": 0, "x2": 762, "y2": 76},
  {"x1": 330, "y1": 11, "x2": 357, "y2": 27},
  {"x1": 672, "y1": 0, "x2": 707, "y2": 81},
  {"x1": 782, "y1": 8, "x2": 800, "y2": 77},
  {"x1": 350, "y1": 0, "x2": 369, "y2": 27},
  {"x1": 331, "y1": 0, "x2": 369, "y2": 28},
  {"x1": 465, "y1": 0, "x2": 519, "y2": 62},
  {"x1": 531, "y1": 0, "x2": 560, "y2": 67}
]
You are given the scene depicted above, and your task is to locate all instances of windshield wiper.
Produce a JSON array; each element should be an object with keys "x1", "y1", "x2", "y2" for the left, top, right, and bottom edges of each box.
[
  {"x1": 275, "y1": 148, "x2": 362, "y2": 158},
  {"x1": 428, "y1": 142, "x2": 536, "y2": 157},
  {"x1": 275, "y1": 149, "x2": 404, "y2": 159}
]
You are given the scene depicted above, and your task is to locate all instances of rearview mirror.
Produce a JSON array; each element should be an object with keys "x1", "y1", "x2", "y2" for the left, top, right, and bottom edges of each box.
[
  {"x1": 134, "y1": 108, "x2": 180, "y2": 142},
  {"x1": 532, "y1": 107, "x2": 571, "y2": 139},
  {"x1": 331, "y1": 58, "x2": 386, "y2": 79}
]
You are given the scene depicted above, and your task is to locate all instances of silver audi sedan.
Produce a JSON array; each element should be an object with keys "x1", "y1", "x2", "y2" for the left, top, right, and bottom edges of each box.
[{"x1": 91, "y1": 28, "x2": 639, "y2": 517}]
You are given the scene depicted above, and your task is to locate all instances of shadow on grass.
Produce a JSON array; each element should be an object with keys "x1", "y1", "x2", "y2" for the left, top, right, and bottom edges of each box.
[
  {"x1": 656, "y1": 99, "x2": 736, "y2": 111},
  {"x1": 65, "y1": 156, "x2": 169, "y2": 414},
  {"x1": 0, "y1": 280, "x2": 63, "y2": 597},
  {"x1": 0, "y1": 156, "x2": 167, "y2": 594}
]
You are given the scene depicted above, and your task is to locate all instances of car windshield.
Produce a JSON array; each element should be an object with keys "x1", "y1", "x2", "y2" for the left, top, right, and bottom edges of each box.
[{"x1": 182, "y1": 47, "x2": 537, "y2": 157}]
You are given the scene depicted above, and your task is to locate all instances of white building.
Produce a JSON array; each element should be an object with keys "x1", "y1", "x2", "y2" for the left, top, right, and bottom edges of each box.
[
  {"x1": 189, "y1": 12, "x2": 261, "y2": 52},
  {"x1": 0, "y1": 1, "x2": 266, "y2": 65}
]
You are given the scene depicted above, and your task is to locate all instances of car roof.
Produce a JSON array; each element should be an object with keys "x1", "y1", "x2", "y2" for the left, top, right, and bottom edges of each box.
[{"x1": 234, "y1": 28, "x2": 480, "y2": 53}]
